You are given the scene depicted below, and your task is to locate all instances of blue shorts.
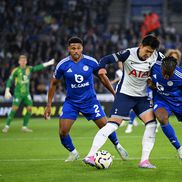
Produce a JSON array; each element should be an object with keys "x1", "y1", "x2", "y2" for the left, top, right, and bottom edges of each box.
[
  {"x1": 153, "y1": 98, "x2": 182, "y2": 121},
  {"x1": 110, "y1": 93, "x2": 151, "y2": 120},
  {"x1": 60, "y1": 98, "x2": 106, "y2": 121}
]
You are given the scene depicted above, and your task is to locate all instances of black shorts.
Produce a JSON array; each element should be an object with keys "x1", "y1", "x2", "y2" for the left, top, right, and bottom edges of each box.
[{"x1": 110, "y1": 93, "x2": 151, "y2": 120}]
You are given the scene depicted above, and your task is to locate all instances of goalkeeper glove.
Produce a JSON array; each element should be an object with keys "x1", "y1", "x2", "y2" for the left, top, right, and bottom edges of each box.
[
  {"x1": 5, "y1": 88, "x2": 12, "y2": 99},
  {"x1": 43, "y1": 59, "x2": 55, "y2": 67}
]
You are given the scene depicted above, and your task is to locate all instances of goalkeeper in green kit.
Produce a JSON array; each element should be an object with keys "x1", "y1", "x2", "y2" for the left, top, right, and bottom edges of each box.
[{"x1": 2, "y1": 54, "x2": 55, "y2": 133}]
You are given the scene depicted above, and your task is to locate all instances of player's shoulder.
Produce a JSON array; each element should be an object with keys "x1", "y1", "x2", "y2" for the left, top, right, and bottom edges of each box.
[
  {"x1": 122, "y1": 47, "x2": 137, "y2": 58},
  {"x1": 26, "y1": 65, "x2": 33, "y2": 70},
  {"x1": 11, "y1": 67, "x2": 19, "y2": 74},
  {"x1": 128, "y1": 47, "x2": 137, "y2": 52},
  {"x1": 157, "y1": 51, "x2": 164, "y2": 61},
  {"x1": 83, "y1": 55, "x2": 98, "y2": 63},
  {"x1": 56, "y1": 56, "x2": 71, "y2": 70},
  {"x1": 118, "y1": 47, "x2": 134, "y2": 55},
  {"x1": 83, "y1": 54, "x2": 98, "y2": 67},
  {"x1": 154, "y1": 51, "x2": 164, "y2": 66}
]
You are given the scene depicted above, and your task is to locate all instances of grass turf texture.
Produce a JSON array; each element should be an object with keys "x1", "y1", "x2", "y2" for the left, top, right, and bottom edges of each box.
[{"x1": 0, "y1": 116, "x2": 182, "y2": 182}]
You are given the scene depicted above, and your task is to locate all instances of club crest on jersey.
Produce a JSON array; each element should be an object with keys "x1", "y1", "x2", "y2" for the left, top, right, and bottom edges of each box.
[
  {"x1": 129, "y1": 69, "x2": 149, "y2": 78},
  {"x1": 83, "y1": 65, "x2": 89, "y2": 71},
  {"x1": 167, "y1": 81, "x2": 173, "y2": 86}
]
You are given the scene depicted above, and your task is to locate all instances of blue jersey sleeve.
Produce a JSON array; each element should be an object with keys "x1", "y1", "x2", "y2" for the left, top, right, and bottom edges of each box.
[
  {"x1": 86, "y1": 59, "x2": 99, "y2": 71},
  {"x1": 53, "y1": 62, "x2": 64, "y2": 80}
]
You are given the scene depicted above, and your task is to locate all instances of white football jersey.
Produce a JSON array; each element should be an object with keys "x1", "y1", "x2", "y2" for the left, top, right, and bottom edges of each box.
[
  {"x1": 116, "y1": 69, "x2": 123, "y2": 79},
  {"x1": 113, "y1": 47, "x2": 163, "y2": 97}
]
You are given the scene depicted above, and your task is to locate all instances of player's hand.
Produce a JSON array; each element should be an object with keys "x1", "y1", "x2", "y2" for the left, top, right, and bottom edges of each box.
[
  {"x1": 98, "y1": 68, "x2": 107, "y2": 75},
  {"x1": 47, "y1": 59, "x2": 55, "y2": 65},
  {"x1": 44, "y1": 105, "x2": 51, "y2": 120},
  {"x1": 43, "y1": 59, "x2": 55, "y2": 67},
  {"x1": 4, "y1": 88, "x2": 12, "y2": 99},
  {"x1": 146, "y1": 77, "x2": 156, "y2": 90}
]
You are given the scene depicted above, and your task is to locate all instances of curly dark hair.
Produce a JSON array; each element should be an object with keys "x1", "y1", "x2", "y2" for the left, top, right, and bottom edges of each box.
[{"x1": 161, "y1": 56, "x2": 178, "y2": 78}]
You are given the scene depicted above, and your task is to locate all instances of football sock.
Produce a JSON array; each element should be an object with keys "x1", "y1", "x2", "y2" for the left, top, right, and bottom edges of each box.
[
  {"x1": 129, "y1": 110, "x2": 136, "y2": 124},
  {"x1": 141, "y1": 120, "x2": 157, "y2": 162},
  {"x1": 108, "y1": 131, "x2": 119, "y2": 146},
  {"x1": 23, "y1": 111, "x2": 32, "y2": 126},
  {"x1": 87, "y1": 122, "x2": 118, "y2": 157},
  {"x1": 161, "y1": 122, "x2": 181, "y2": 149},
  {"x1": 60, "y1": 134, "x2": 75, "y2": 152},
  {"x1": 6, "y1": 110, "x2": 16, "y2": 125}
]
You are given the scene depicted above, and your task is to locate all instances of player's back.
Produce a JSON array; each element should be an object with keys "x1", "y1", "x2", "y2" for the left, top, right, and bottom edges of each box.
[{"x1": 54, "y1": 55, "x2": 99, "y2": 104}]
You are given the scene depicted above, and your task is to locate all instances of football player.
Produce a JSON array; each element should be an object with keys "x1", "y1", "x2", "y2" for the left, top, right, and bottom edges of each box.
[
  {"x1": 44, "y1": 37, "x2": 128, "y2": 162},
  {"x1": 2, "y1": 54, "x2": 55, "y2": 133},
  {"x1": 83, "y1": 35, "x2": 160, "y2": 168},
  {"x1": 149, "y1": 56, "x2": 182, "y2": 159}
]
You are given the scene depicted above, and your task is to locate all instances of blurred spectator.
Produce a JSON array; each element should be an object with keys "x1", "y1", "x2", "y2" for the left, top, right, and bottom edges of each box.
[
  {"x1": 165, "y1": 49, "x2": 182, "y2": 66},
  {"x1": 140, "y1": 11, "x2": 161, "y2": 37},
  {"x1": 1, "y1": 0, "x2": 182, "y2": 97}
]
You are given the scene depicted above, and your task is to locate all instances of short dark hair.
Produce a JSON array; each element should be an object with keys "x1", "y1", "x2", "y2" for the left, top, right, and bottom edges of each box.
[
  {"x1": 68, "y1": 36, "x2": 83, "y2": 45},
  {"x1": 142, "y1": 35, "x2": 160, "y2": 49},
  {"x1": 162, "y1": 56, "x2": 177, "y2": 75}
]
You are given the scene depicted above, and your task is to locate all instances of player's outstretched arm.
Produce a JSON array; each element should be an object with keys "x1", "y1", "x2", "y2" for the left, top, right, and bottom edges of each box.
[
  {"x1": 44, "y1": 77, "x2": 59, "y2": 120},
  {"x1": 98, "y1": 68, "x2": 115, "y2": 96},
  {"x1": 43, "y1": 59, "x2": 55, "y2": 67},
  {"x1": 31, "y1": 59, "x2": 55, "y2": 72}
]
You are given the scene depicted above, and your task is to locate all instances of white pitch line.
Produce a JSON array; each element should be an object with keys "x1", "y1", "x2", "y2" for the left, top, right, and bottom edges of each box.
[
  {"x1": 0, "y1": 135, "x2": 141, "y2": 141},
  {"x1": 0, "y1": 156, "x2": 177, "y2": 163}
]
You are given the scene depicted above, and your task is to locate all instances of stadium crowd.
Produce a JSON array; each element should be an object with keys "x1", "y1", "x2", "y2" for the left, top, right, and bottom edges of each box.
[{"x1": 0, "y1": 0, "x2": 182, "y2": 96}]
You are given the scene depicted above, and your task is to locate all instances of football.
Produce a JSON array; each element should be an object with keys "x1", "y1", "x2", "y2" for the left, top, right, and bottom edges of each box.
[{"x1": 94, "y1": 150, "x2": 113, "y2": 169}]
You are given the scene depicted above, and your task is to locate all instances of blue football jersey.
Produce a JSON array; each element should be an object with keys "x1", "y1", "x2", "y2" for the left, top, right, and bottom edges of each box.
[
  {"x1": 151, "y1": 61, "x2": 182, "y2": 106},
  {"x1": 53, "y1": 55, "x2": 99, "y2": 103}
]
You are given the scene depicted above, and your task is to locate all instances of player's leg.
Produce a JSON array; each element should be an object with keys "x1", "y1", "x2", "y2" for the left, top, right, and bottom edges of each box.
[
  {"x1": 155, "y1": 106, "x2": 182, "y2": 159},
  {"x1": 83, "y1": 93, "x2": 131, "y2": 165},
  {"x1": 125, "y1": 110, "x2": 137, "y2": 133},
  {"x1": 59, "y1": 118, "x2": 79, "y2": 162},
  {"x1": 21, "y1": 95, "x2": 33, "y2": 132},
  {"x1": 59, "y1": 101, "x2": 79, "y2": 162},
  {"x1": 136, "y1": 98, "x2": 157, "y2": 168},
  {"x1": 2, "y1": 105, "x2": 18, "y2": 133},
  {"x1": 93, "y1": 117, "x2": 128, "y2": 160},
  {"x1": 2, "y1": 96, "x2": 21, "y2": 133}
]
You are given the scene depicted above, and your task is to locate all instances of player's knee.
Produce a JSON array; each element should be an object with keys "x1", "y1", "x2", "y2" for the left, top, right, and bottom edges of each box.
[
  {"x1": 59, "y1": 128, "x2": 69, "y2": 136},
  {"x1": 157, "y1": 115, "x2": 168, "y2": 125}
]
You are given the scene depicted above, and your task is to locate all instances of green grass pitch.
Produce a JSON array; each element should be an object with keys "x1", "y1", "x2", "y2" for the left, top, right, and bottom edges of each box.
[{"x1": 0, "y1": 116, "x2": 182, "y2": 182}]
